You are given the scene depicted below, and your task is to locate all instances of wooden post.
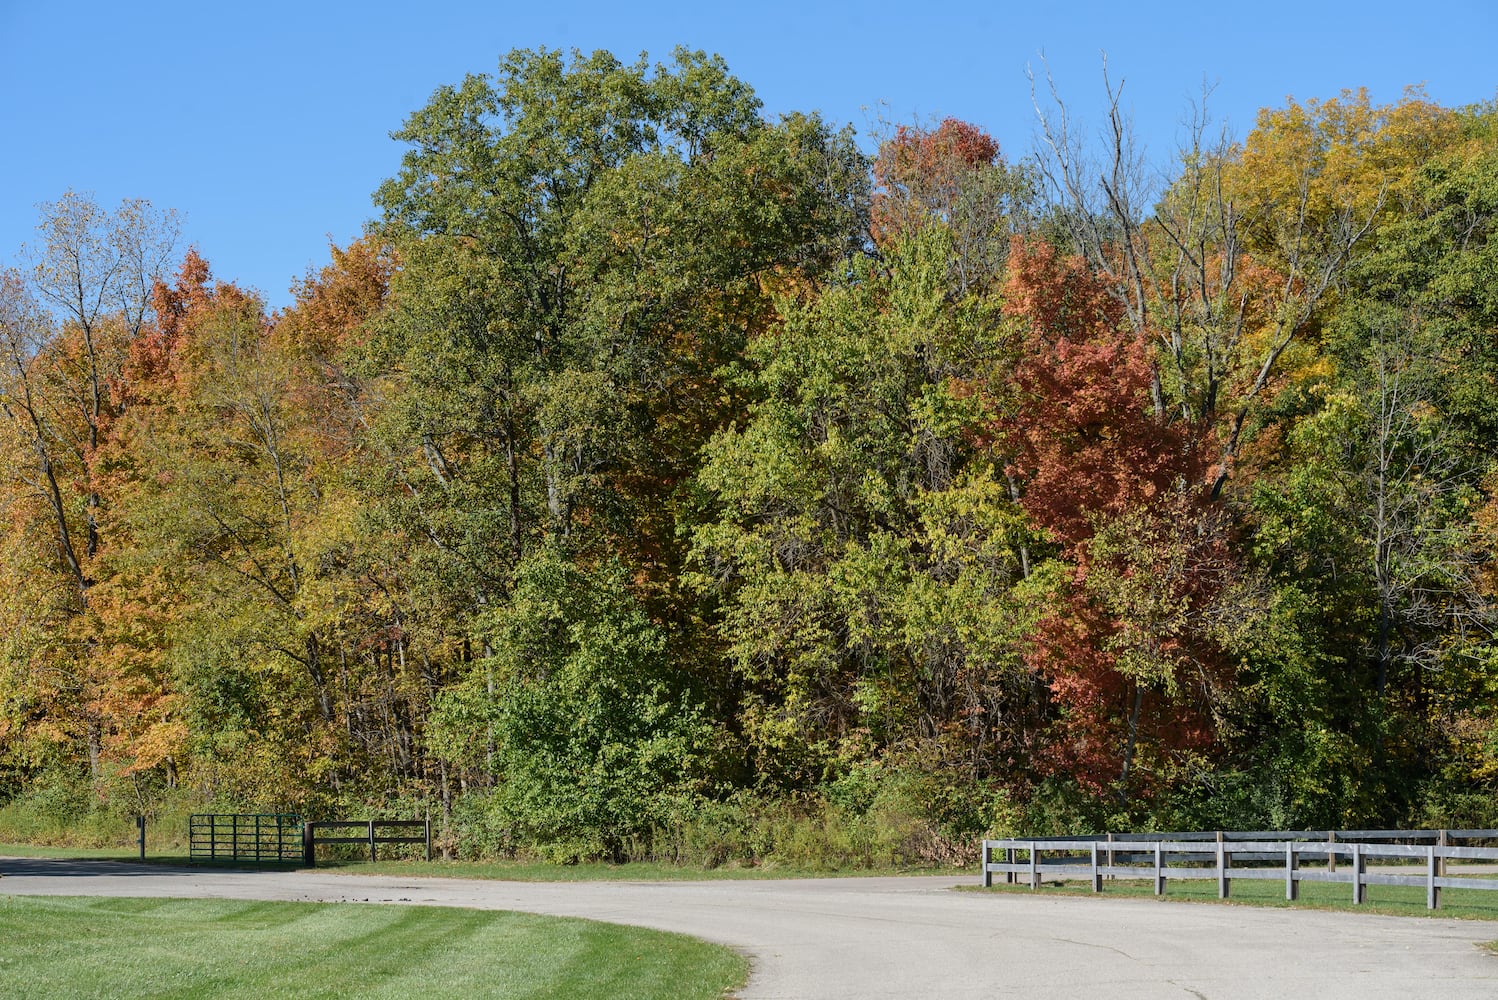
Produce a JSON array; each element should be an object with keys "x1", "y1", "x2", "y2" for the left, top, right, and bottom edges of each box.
[
  {"x1": 1351, "y1": 842, "x2": 1365, "y2": 904},
  {"x1": 1090, "y1": 842, "x2": 1102, "y2": 893},
  {"x1": 1005, "y1": 846, "x2": 1015, "y2": 885},
  {"x1": 136, "y1": 815, "x2": 146, "y2": 861},
  {"x1": 1427, "y1": 844, "x2": 1440, "y2": 910},
  {"x1": 425, "y1": 819, "x2": 432, "y2": 863},
  {"x1": 303, "y1": 821, "x2": 315, "y2": 868},
  {"x1": 1327, "y1": 830, "x2": 1337, "y2": 874},
  {"x1": 1286, "y1": 843, "x2": 1298, "y2": 901},
  {"x1": 1437, "y1": 829, "x2": 1448, "y2": 879},
  {"x1": 1216, "y1": 831, "x2": 1230, "y2": 899},
  {"x1": 1107, "y1": 831, "x2": 1115, "y2": 880},
  {"x1": 982, "y1": 841, "x2": 992, "y2": 888},
  {"x1": 368, "y1": 820, "x2": 378, "y2": 863},
  {"x1": 1029, "y1": 842, "x2": 1040, "y2": 890},
  {"x1": 1153, "y1": 842, "x2": 1164, "y2": 896}
]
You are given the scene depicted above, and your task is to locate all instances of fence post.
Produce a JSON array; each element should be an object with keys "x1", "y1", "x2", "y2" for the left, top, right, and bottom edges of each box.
[
  {"x1": 136, "y1": 815, "x2": 146, "y2": 861},
  {"x1": 1005, "y1": 846, "x2": 1015, "y2": 884},
  {"x1": 1153, "y1": 842, "x2": 1164, "y2": 896},
  {"x1": 1437, "y1": 828, "x2": 1448, "y2": 880},
  {"x1": 1090, "y1": 842, "x2": 1102, "y2": 893},
  {"x1": 425, "y1": 819, "x2": 432, "y2": 863},
  {"x1": 982, "y1": 841, "x2": 993, "y2": 888},
  {"x1": 304, "y1": 821, "x2": 315, "y2": 867},
  {"x1": 1107, "y1": 831, "x2": 1115, "y2": 880},
  {"x1": 1427, "y1": 844, "x2": 1440, "y2": 910},
  {"x1": 369, "y1": 820, "x2": 378, "y2": 863},
  {"x1": 1029, "y1": 842, "x2": 1040, "y2": 890},
  {"x1": 1327, "y1": 830, "x2": 1337, "y2": 874},
  {"x1": 1286, "y1": 843, "x2": 1298, "y2": 901},
  {"x1": 1351, "y1": 842, "x2": 1365, "y2": 904},
  {"x1": 1216, "y1": 831, "x2": 1229, "y2": 899}
]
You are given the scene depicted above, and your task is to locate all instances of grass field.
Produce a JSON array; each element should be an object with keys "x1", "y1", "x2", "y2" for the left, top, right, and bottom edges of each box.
[
  {"x1": 976, "y1": 871, "x2": 1498, "y2": 921},
  {"x1": 0, "y1": 895, "x2": 747, "y2": 999}
]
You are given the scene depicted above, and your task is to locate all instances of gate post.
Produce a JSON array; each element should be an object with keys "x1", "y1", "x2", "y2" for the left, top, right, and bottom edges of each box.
[{"x1": 304, "y1": 821, "x2": 315, "y2": 867}]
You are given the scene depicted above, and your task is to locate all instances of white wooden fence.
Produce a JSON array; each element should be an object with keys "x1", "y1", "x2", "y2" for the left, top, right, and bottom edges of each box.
[{"x1": 980, "y1": 829, "x2": 1498, "y2": 910}]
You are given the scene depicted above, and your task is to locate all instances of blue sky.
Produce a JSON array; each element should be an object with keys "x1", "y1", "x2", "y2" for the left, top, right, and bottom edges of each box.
[{"x1": 3, "y1": 1, "x2": 1494, "y2": 311}]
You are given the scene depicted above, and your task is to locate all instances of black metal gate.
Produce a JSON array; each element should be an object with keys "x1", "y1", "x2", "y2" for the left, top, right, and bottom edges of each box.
[{"x1": 189, "y1": 813, "x2": 303, "y2": 862}]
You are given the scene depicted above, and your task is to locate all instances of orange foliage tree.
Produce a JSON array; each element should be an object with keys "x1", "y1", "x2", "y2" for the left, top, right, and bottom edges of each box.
[{"x1": 999, "y1": 237, "x2": 1237, "y2": 802}]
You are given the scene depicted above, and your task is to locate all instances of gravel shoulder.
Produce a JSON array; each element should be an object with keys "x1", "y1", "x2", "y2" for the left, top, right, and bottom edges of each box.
[{"x1": 4, "y1": 856, "x2": 1495, "y2": 999}]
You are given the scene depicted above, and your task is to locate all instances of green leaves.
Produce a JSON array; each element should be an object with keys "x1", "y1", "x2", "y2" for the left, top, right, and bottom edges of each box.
[
  {"x1": 430, "y1": 552, "x2": 720, "y2": 860},
  {"x1": 687, "y1": 228, "x2": 1032, "y2": 786}
]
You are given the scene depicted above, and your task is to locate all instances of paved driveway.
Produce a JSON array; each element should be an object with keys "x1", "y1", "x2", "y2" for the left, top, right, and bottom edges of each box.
[{"x1": 3, "y1": 856, "x2": 1494, "y2": 998}]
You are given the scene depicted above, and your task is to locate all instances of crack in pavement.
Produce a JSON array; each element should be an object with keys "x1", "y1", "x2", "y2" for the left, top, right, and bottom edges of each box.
[{"x1": 1167, "y1": 981, "x2": 1210, "y2": 1000}]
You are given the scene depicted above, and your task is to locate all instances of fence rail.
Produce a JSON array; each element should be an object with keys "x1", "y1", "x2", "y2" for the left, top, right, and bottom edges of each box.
[
  {"x1": 980, "y1": 829, "x2": 1498, "y2": 910},
  {"x1": 189, "y1": 813, "x2": 303, "y2": 863},
  {"x1": 303, "y1": 819, "x2": 431, "y2": 867}
]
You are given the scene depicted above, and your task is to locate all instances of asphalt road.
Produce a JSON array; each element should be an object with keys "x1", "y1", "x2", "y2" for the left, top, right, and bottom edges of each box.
[{"x1": 3, "y1": 856, "x2": 1495, "y2": 998}]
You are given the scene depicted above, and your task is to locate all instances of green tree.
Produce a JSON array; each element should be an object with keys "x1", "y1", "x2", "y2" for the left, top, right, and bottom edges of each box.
[
  {"x1": 688, "y1": 228, "x2": 1037, "y2": 795},
  {"x1": 429, "y1": 552, "x2": 719, "y2": 861},
  {"x1": 365, "y1": 47, "x2": 869, "y2": 807}
]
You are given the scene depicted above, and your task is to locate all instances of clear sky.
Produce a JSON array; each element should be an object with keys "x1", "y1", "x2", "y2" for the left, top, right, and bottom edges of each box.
[{"x1": 3, "y1": 1, "x2": 1494, "y2": 311}]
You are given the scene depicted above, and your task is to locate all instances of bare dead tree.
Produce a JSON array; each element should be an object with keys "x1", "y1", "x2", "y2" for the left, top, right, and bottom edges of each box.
[{"x1": 1028, "y1": 62, "x2": 1382, "y2": 499}]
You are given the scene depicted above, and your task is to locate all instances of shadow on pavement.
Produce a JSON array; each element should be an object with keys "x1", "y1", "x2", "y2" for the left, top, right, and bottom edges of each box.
[{"x1": 0, "y1": 855, "x2": 298, "y2": 879}]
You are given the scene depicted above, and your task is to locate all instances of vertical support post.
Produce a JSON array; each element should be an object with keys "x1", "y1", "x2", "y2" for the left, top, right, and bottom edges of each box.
[
  {"x1": 1153, "y1": 842, "x2": 1164, "y2": 896},
  {"x1": 1107, "y1": 832, "x2": 1115, "y2": 880},
  {"x1": 982, "y1": 841, "x2": 993, "y2": 888},
  {"x1": 369, "y1": 820, "x2": 378, "y2": 863},
  {"x1": 1427, "y1": 845, "x2": 1440, "y2": 910},
  {"x1": 425, "y1": 819, "x2": 432, "y2": 863},
  {"x1": 137, "y1": 815, "x2": 146, "y2": 861},
  {"x1": 1216, "y1": 832, "x2": 1229, "y2": 899},
  {"x1": 303, "y1": 822, "x2": 315, "y2": 868},
  {"x1": 1029, "y1": 842, "x2": 1040, "y2": 890},
  {"x1": 1090, "y1": 842, "x2": 1102, "y2": 893},
  {"x1": 1351, "y1": 843, "x2": 1365, "y2": 904},
  {"x1": 1286, "y1": 843, "x2": 1299, "y2": 901},
  {"x1": 1327, "y1": 830, "x2": 1337, "y2": 874},
  {"x1": 231, "y1": 814, "x2": 238, "y2": 862},
  {"x1": 1437, "y1": 829, "x2": 1448, "y2": 879},
  {"x1": 1005, "y1": 847, "x2": 1015, "y2": 885}
]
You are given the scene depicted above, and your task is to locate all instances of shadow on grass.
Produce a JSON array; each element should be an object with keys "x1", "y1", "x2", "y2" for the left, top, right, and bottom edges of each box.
[{"x1": 3, "y1": 842, "x2": 967, "y2": 883}]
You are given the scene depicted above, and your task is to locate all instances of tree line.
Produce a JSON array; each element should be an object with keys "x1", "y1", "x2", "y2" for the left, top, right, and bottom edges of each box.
[{"x1": 2, "y1": 48, "x2": 1495, "y2": 862}]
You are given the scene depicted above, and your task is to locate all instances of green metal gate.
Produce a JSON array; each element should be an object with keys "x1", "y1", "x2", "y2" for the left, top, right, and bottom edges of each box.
[{"x1": 189, "y1": 813, "x2": 303, "y2": 862}]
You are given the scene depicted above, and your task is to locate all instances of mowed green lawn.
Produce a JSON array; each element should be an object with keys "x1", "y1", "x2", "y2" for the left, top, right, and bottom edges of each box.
[{"x1": 0, "y1": 896, "x2": 747, "y2": 999}]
